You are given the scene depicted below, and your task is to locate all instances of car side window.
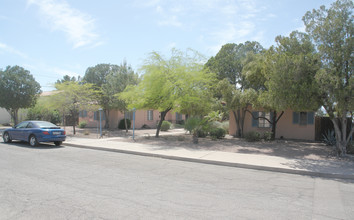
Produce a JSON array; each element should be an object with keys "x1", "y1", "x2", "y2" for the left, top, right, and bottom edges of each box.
[
  {"x1": 16, "y1": 122, "x2": 29, "y2": 128},
  {"x1": 26, "y1": 123, "x2": 34, "y2": 128}
]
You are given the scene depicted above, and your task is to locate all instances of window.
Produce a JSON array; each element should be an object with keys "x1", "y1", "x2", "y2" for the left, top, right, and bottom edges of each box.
[
  {"x1": 15, "y1": 122, "x2": 28, "y2": 128},
  {"x1": 94, "y1": 111, "x2": 106, "y2": 121},
  {"x1": 251, "y1": 111, "x2": 271, "y2": 128},
  {"x1": 299, "y1": 112, "x2": 307, "y2": 125},
  {"x1": 26, "y1": 122, "x2": 34, "y2": 128},
  {"x1": 293, "y1": 111, "x2": 314, "y2": 126},
  {"x1": 147, "y1": 110, "x2": 153, "y2": 121},
  {"x1": 176, "y1": 113, "x2": 182, "y2": 121},
  {"x1": 79, "y1": 110, "x2": 87, "y2": 117},
  {"x1": 258, "y1": 112, "x2": 271, "y2": 128},
  {"x1": 124, "y1": 111, "x2": 132, "y2": 120}
]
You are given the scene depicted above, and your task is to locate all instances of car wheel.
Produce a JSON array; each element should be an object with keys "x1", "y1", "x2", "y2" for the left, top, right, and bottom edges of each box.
[
  {"x1": 3, "y1": 132, "x2": 12, "y2": 143},
  {"x1": 54, "y1": 141, "x2": 62, "y2": 146},
  {"x1": 29, "y1": 135, "x2": 38, "y2": 147}
]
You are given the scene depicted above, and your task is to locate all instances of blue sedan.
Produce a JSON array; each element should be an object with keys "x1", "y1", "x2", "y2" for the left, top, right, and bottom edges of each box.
[{"x1": 2, "y1": 121, "x2": 66, "y2": 147}]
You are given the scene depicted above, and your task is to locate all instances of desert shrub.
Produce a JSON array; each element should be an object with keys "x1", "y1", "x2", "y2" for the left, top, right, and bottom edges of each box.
[
  {"x1": 160, "y1": 121, "x2": 172, "y2": 131},
  {"x1": 141, "y1": 124, "x2": 151, "y2": 129},
  {"x1": 262, "y1": 131, "x2": 273, "y2": 141},
  {"x1": 171, "y1": 123, "x2": 184, "y2": 129},
  {"x1": 118, "y1": 119, "x2": 131, "y2": 129},
  {"x1": 322, "y1": 129, "x2": 336, "y2": 146},
  {"x1": 176, "y1": 120, "x2": 185, "y2": 125},
  {"x1": 244, "y1": 131, "x2": 261, "y2": 142},
  {"x1": 27, "y1": 106, "x2": 61, "y2": 124},
  {"x1": 195, "y1": 127, "x2": 208, "y2": 138},
  {"x1": 184, "y1": 117, "x2": 202, "y2": 134},
  {"x1": 79, "y1": 121, "x2": 87, "y2": 128},
  {"x1": 347, "y1": 142, "x2": 354, "y2": 155},
  {"x1": 210, "y1": 127, "x2": 226, "y2": 139},
  {"x1": 220, "y1": 121, "x2": 229, "y2": 133},
  {"x1": 210, "y1": 121, "x2": 222, "y2": 129}
]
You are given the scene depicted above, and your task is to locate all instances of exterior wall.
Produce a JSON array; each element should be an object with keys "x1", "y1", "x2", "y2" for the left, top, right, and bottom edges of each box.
[
  {"x1": 79, "y1": 111, "x2": 107, "y2": 128},
  {"x1": 0, "y1": 108, "x2": 11, "y2": 124},
  {"x1": 229, "y1": 107, "x2": 315, "y2": 141},
  {"x1": 276, "y1": 109, "x2": 315, "y2": 140},
  {"x1": 79, "y1": 109, "x2": 185, "y2": 129}
]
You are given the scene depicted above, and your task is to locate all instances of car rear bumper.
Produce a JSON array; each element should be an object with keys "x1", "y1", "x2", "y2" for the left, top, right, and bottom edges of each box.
[{"x1": 38, "y1": 135, "x2": 66, "y2": 143}]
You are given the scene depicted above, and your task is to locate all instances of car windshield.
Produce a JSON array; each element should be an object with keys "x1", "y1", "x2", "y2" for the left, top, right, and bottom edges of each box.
[{"x1": 34, "y1": 121, "x2": 60, "y2": 129}]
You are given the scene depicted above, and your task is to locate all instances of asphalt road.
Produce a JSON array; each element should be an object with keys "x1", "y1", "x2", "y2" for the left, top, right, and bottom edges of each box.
[{"x1": 0, "y1": 141, "x2": 354, "y2": 219}]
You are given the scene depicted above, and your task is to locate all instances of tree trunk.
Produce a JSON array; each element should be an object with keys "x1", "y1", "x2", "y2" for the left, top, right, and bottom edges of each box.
[
  {"x1": 155, "y1": 108, "x2": 171, "y2": 137},
  {"x1": 331, "y1": 118, "x2": 343, "y2": 156},
  {"x1": 232, "y1": 110, "x2": 241, "y2": 137},
  {"x1": 9, "y1": 108, "x2": 19, "y2": 125},
  {"x1": 124, "y1": 117, "x2": 128, "y2": 133},
  {"x1": 341, "y1": 113, "x2": 347, "y2": 155},
  {"x1": 104, "y1": 109, "x2": 109, "y2": 129},
  {"x1": 240, "y1": 107, "x2": 247, "y2": 138},
  {"x1": 271, "y1": 111, "x2": 277, "y2": 140},
  {"x1": 331, "y1": 112, "x2": 349, "y2": 156}
]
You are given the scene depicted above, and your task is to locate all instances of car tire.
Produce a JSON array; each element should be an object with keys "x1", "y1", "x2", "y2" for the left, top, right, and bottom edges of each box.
[
  {"x1": 54, "y1": 141, "x2": 62, "y2": 146},
  {"x1": 29, "y1": 135, "x2": 38, "y2": 147},
  {"x1": 3, "y1": 132, "x2": 12, "y2": 143}
]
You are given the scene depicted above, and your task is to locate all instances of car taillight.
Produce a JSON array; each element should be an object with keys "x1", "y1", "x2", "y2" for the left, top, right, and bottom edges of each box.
[
  {"x1": 42, "y1": 131, "x2": 50, "y2": 135},
  {"x1": 63, "y1": 131, "x2": 66, "y2": 135}
]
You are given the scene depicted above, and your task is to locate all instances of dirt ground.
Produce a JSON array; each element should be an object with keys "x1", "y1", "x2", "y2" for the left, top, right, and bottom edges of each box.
[{"x1": 64, "y1": 126, "x2": 354, "y2": 162}]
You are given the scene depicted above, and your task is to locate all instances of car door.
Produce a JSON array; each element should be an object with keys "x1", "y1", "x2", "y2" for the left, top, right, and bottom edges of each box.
[
  {"x1": 23, "y1": 122, "x2": 35, "y2": 141},
  {"x1": 11, "y1": 122, "x2": 29, "y2": 140}
]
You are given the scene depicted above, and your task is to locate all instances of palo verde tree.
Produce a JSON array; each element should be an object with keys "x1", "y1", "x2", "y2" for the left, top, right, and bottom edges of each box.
[
  {"x1": 120, "y1": 48, "x2": 216, "y2": 137},
  {"x1": 303, "y1": 0, "x2": 353, "y2": 155},
  {"x1": 0, "y1": 65, "x2": 41, "y2": 125},
  {"x1": 243, "y1": 31, "x2": 321, "y2": 140},
  {"x1": 48, "y1": 81, "x2": 98, "y2": 134},
  {"x1": 205, "y1": 42, "x2": 264, "y2": 137}
]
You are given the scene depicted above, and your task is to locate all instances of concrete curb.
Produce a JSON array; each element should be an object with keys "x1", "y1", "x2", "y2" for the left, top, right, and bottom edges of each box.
[{"x1": 63, "y1": 143, "x2": 354, "y2": 180}]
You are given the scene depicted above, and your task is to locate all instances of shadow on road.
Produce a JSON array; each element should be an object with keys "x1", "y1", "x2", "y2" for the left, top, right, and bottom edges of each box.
[{"x1": 1, "y1": 140, "x2": 64, "y2": 150}]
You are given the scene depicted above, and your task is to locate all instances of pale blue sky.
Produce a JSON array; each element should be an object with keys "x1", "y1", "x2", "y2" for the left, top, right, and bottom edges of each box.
[{"x1": 0, "y1": 0, "x2": 333, "y2": 91}]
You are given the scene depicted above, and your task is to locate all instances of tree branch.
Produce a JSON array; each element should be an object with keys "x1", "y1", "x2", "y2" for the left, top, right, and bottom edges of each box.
[{"x1": 245, "y1": 109, "x2": 272, "y2": 124}]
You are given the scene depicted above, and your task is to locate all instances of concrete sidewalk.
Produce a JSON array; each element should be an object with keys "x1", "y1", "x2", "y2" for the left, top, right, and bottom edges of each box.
[{"x1": 63, "y1": 136, "x2": 354, "y2": 180}]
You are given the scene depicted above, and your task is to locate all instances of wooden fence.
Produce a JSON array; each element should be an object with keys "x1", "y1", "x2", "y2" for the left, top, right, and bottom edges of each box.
[{"x1": 315, "y1": 117, "x2": 353, "y2": 141}]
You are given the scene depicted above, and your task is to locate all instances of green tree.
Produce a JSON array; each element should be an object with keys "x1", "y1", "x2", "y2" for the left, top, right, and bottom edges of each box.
[
  {"x1": 0, "y1": 65, "x2": 41, "y2": 125},
  {"x1": 102, "y1": 61, "x2": 139, "y2": 132},
  {"x1": 27, "y1": 96, "x2": 61, "y2": 124},
  {"x1": 56, "y1": 75, "x2": 78, "y2": 84},
  {"x1": 303, "y1": 0, "x2": 353, "y2": 155},
  {"x1": 120, "y1": 49, "x2": 216, "y2": 137},
  {"x1": 206, "y1": 42, "x2": 264, "y2": 137},
  {"x1": 243, "y1": 31, "x2": 321, "y2": 140},
  {"x1": 48, "y1": 81, "x2": 98, "y2": 134},
  {"x1": 205, "y1": 42, "x2": 263, "y2": 87},
  {"x1": 84, "y1": 64, "x2": 129, "y2": 128}
]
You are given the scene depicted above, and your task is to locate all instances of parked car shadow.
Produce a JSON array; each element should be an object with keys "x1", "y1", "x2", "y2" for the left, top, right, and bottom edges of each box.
[{"x1": 2, "y1": 140, "x2": 64, "y2": 149}]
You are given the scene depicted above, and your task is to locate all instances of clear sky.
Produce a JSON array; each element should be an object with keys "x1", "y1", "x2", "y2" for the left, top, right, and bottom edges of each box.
[{"x1": 1, "y1": 0, "x2": 334, "y2": 91}]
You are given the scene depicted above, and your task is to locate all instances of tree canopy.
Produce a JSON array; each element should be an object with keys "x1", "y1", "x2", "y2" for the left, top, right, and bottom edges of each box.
[
  {"x1": 120, "y1": 49, "x2": 216, "y2": 137},
  {"x1": 303, "y1": 0, "x2": 353, "y2": 155},
  {"x1": 205, "y1": 41, "x2": 263, "y2": 88},
  {"x1": 48, "y1": 81, "x2": 98, "y2": 134},
  {"x1": 206, "y1": 42, "x2": 264, "y2": 137},
  {"x1": 83, "y1": 62, "x2": 139, "y2": 128},
  {"x1": 241, "y1": 31, "x2": 321, "y2": 139},
  {"x1": 0, "y1": 65, "x2": 41, "y2": 125}
]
